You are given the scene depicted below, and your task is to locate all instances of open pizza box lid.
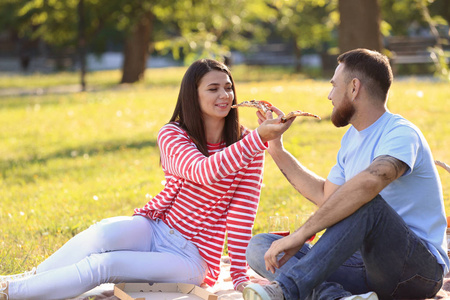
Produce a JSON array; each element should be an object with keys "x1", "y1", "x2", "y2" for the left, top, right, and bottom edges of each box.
[{"x1": 114, "y1": 283, "x2": 219, "y2": 300}]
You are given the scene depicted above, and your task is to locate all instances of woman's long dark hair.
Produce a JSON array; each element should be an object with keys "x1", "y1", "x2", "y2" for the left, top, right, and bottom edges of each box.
[{"x1": 169, "y1": 59, "x2": 241, "y2": 156}]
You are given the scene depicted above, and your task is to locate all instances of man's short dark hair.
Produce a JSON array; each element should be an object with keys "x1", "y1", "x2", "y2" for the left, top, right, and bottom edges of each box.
[{"x1": 338, "y1": 48, "x2": 393, "y2": 102}]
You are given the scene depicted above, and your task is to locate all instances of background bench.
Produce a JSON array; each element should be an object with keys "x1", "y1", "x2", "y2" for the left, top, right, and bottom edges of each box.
[{"x1": 385, "y1": 36, "x2": 450, "y2": 66}]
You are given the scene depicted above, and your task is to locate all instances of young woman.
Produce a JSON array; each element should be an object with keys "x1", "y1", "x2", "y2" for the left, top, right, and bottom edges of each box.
[{"x1": 0, "y1": 58, "x2": 294, "y2": 300}]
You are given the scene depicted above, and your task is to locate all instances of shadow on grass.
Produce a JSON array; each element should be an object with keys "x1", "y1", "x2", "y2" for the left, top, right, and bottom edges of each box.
[
  {"x1": 0, "y1": 138, "x2": 157, "y2": 179},
  {"x1": 0, "y1": 83, "x2": 151, "y2": 109}
]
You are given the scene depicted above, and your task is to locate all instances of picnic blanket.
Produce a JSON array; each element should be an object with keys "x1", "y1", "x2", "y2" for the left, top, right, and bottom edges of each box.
[{"x1": 70, "y1": 256, "x2": 450, "y2": 300}]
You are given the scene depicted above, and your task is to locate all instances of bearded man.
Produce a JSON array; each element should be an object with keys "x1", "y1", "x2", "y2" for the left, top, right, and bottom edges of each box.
[{"x1": 243, "y1": 48, "x2": 448, "y2": 300}]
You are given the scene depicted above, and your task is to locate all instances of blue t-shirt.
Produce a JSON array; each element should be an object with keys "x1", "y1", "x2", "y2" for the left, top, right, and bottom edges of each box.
[{"x1": 328, "y1": 111, "x2": 449, "y2": 273}]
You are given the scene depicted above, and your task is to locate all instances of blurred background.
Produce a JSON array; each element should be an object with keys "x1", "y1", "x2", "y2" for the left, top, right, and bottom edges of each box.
[{"x1": 0, "y1": 0, "x2": 449, "y2": 89}]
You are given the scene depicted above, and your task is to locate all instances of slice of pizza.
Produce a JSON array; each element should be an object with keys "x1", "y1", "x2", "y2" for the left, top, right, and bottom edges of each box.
[
  {"x1": 232, "y1": 100, "x2": 321, "y2": 123},
  {"x1": 281, "y1": 110, "x2": 321, "y2": 123},
  {"x1": 231, "y1": 100, "x2": 273, "y2": 114}
]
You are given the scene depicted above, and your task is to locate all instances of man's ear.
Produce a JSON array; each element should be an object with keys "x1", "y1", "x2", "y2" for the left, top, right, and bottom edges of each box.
[{"x1": 351, "y1": 78, "x2": 361, "y2": 100}]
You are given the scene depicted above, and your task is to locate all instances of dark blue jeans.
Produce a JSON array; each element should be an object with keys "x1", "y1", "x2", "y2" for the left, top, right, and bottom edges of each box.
[{"x1": 246, "y1": 196, "x2": 444, "y2": 300}]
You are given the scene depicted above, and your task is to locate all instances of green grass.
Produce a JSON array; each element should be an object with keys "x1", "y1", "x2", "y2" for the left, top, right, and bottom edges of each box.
[
  {"x1": 0, "y1": 65, "x2": 309, "y2": 90},
  {"x1": 1, "y1": 66, "x2": 449, "y2": 274}
]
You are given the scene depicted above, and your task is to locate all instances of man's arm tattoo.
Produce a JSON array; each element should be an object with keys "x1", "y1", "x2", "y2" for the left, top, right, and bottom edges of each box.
[{"x1": 366, "y1": 155, "x2": 408, "y2": 182}]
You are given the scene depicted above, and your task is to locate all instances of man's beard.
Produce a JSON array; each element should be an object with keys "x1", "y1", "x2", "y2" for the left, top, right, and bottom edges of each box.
[{"x1": 331, "y1": 93, "x2": 355, "y2": 127}]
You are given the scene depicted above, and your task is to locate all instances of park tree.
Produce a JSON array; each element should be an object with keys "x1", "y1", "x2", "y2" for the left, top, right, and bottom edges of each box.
[
  {"x1": 429, "y1": 0, "x2": 450, "y2": 28},
  {"x1": 119, "y1": 0, "x2": 275, "y2": 81},
  {"x1": 264, "y1": 0, "x2": 337, "y2": 72},
  {"x1": 380, "y1": 0, "x2": 449, "y2": 79},
  {"x1": 338, "y1": 0, "x2": 383, "y2": 52},
  {"x1": 0, "y1": 0, "x2": 79, "y2": 69},
  {"x1": 381, "y1": 0, "x2": 423, "y2": 35},
  {"x1": 381, "y1": 0, "x2": 449, "y2": 36},
  {"x1": 2, "y1": 0, "x2": 161, "y2": 84},
  {"x1": 112, "y1": 2, "x2": 157, "y2": 84},
  {"x1": 0, "y1": 0, "x2": 128, "y2": 82},
  {"x1": 0, "y1": 0, "x2": 275, "y2": 84},
  {"x1": 2, "y1": 0, "x2": 448, "y2": 83},
  {"x1": 120, "y1": 10, "x2": 154, "y2": 83},
  {"x1": 151, "y1": 0, "x2": 274, "y2": 65}
]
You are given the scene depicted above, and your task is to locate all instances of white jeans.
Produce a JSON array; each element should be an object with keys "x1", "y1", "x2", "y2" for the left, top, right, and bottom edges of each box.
[{"x1": 9, "y1": 216, "x2": 207, "y2": 300}]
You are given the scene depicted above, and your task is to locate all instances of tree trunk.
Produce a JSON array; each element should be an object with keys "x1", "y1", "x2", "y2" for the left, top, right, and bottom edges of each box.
[
  {"x1": 442, "y1": 0, "x2": 450, "y2": 30},
  {"x1": 338, "y1": 0, "x2": 382, "y2": 53},
  {"x1": 78, "y1": 0, "x2": 86, "y2": 91},
  {"x1": 120, "y1": 11, "x2": 154, "y2": 84}
]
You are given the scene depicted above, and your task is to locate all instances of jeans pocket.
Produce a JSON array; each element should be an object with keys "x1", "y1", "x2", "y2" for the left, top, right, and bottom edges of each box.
[
  {"x1": 392, "y1": 274, "x2": 442, "y2": 299},
  {"x1": 166, "y1": 229, "x2": 188, "y2": 249}
]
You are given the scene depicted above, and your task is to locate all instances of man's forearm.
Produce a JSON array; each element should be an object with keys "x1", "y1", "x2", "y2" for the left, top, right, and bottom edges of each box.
[
  {"x1": 294, "y1": 170, "x2": 382, "y2": 243},
  {"x1": 297, "y1": 156, "x2": 407, "y2": 242},
  {"x1": 269, "y1": 145, "x2": 326, "y2": 206}
]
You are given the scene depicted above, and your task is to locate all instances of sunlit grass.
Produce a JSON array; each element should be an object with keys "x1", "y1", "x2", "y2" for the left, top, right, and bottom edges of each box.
[
  {"x1": 0, "y1": 65, "x2": 308, "y2": 90},
  {"x1": 1, "y1": 67, "x2": 449, "y2": 274}
]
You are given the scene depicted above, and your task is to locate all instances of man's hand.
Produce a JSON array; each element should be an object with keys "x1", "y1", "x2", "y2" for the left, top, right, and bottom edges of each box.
[
  {"x1": 264, "y1": 231, "x2": 308, "y2": 274},
  {"x1": 256, "y1": 106, "x2": 295, "y2": 144}
]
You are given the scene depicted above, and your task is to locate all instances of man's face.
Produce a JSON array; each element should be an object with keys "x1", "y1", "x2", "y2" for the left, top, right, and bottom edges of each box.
[{"x1": 328, "y1": 64, "x2": 355, "y2": 127}]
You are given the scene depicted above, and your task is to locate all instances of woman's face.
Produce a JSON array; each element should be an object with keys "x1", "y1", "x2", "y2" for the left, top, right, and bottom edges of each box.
[{"x1": 197, "y1": 70, "x2": 234, "y2": 123}]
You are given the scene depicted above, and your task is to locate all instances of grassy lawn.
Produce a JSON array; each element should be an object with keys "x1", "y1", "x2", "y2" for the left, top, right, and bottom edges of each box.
[{"x1": 1, "y1": 66, "x2": 449, "y2": 274}]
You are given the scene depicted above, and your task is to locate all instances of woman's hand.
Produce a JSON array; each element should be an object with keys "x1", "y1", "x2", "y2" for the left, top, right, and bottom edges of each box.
[
  {"x1": 236, "y1": 281, "x2": 251, "y2": 292},
  {"x1": 256, "y1": 106, "x2": 295, "y2": 144}
]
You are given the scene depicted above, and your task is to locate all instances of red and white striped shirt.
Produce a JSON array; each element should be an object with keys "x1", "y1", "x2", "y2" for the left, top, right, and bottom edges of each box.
[{"x1": 134, "y1": 123, "x2": 266, "y2": 288}]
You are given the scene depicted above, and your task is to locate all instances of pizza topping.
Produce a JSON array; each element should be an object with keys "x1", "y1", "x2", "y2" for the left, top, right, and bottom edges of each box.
[
  {"x1": 232, "y1": 100, "x2": 321, "y2": 122},
  {"x1": 231, "y1": 100, "x2": 273, "y2": 114},
  {"x1": 281, "y1": 110, "x2": 321, "y2": 122}
]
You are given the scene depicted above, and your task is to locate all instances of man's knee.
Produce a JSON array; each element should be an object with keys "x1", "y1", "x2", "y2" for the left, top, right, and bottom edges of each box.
[{"x1": 246, "y1": 233, "x2": 276, "y2": 267}]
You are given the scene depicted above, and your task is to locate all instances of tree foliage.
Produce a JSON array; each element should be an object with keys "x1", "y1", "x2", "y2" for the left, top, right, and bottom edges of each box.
[
  {"x1": 152, "y1": 0, "x2": 275, "y2": 63},
  {"x1": 263, "y1": 0, "x2": 337, "y2": 71},
  {"x1": 266, "y1": 0, "x2": 336, "y2": 50},
  {"x1": 0, "y1": 0, "x2": 448, "y2": 81}
]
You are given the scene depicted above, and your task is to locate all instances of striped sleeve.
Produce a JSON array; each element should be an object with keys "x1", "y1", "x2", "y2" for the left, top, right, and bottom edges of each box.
[
  {"x1": 159, "y1": 124, "x2": 267, "y2": 186},
  {"x1": 226, "y1": 153, "x2": 264, "y2": 288}
]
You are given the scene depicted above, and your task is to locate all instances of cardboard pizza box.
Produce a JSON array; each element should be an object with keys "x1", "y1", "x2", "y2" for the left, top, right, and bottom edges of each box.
[{"x1": 114, "y1": 282, "x2": 219, "y2": 300}]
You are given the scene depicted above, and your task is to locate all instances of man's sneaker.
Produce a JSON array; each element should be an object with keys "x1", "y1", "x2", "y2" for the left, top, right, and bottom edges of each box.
[
  {"x1": 243, "y1": 282, "x2": 284, "y2": 300},
  {"x1": 0, "y1": 267, "x2": 36, "y2": 283},
  {"x1": 342, "y1": 292, "x2": 378, "y2": 300}
]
